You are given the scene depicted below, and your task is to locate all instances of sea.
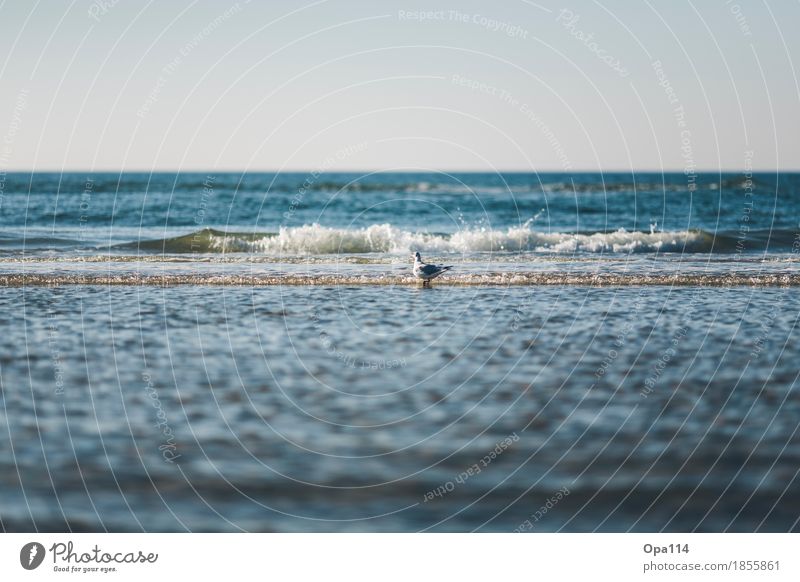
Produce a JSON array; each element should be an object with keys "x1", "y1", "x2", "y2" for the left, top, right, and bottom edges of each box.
[{"x1": 1, "y1": 171, "x2": 799, "y2": 532}]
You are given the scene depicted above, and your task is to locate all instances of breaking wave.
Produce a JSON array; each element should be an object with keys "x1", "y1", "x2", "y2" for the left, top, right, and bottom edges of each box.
[{"x1": 116, "y1": 224, "x2": 798, "y2": 255}]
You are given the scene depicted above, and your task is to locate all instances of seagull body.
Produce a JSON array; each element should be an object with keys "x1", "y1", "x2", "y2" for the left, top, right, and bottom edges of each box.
[{"x1": 412, "y1": 252, "x2": 452, "y2": 287}]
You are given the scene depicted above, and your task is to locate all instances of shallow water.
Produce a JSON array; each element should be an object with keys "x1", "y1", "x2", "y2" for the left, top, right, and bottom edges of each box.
[
  {"x1": 1, "y1": 285, "x2": 798, "y2": 532},
  {"x1": 1, "y1": 171, "x2": 799, "y2": 531}
]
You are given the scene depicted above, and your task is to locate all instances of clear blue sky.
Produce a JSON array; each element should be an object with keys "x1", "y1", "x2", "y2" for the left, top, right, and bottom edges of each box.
[{"x1": 0, "y1": 0, "x2": 798, "y2": 171}]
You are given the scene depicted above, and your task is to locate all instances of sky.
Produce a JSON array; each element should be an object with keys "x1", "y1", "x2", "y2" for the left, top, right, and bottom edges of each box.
[{"x1": 0, "y1": 0, "x2": 798, "y2": 172}]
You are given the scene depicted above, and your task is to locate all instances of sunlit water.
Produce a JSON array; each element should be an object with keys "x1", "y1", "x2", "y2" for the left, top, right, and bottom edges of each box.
[{"x1": 1, "y1": 172, "x2": 799, "y2": 531}]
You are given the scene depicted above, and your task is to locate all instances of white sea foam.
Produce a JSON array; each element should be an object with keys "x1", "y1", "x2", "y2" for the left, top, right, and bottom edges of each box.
[{"x1": 191, "y1": 223, "x2": 714, "y2": 255}]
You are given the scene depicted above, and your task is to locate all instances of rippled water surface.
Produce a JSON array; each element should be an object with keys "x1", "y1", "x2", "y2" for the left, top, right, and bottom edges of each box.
[
  {"x1": 2, "y1": 285, "x2": 798, "y2": 532},
  {"x1": 2, "y1": 172, "x2": 799, "y2": 531}
]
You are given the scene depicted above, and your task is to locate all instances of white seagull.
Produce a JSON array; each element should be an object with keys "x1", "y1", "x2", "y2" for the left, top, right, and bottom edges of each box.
[{"x1": 412, "y1": 251, "x2": 452, "y2": 287}]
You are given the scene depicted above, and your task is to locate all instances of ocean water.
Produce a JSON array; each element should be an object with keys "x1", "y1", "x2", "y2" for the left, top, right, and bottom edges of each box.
[{"x1": 1, "y1": 172, "x2": 799, "y2": 532}]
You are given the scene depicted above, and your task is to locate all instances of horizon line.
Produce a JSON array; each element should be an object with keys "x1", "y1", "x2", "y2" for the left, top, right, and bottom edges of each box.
[{"x1": 3, "y1": 168, "x2": 798, "y2": 174}]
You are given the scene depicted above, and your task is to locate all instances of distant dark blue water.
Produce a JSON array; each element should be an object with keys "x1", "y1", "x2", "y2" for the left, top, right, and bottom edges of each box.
[{"x1": 0, "y1": 172, "x2": 797, "y2": 255}]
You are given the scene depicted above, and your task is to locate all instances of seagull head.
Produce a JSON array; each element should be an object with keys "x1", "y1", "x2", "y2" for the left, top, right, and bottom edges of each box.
[{"x1": 412, "y1": 251, "x2": 422, "y2": 262}]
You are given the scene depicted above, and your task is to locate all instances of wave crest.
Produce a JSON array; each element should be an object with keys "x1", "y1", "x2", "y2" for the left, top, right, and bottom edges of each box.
[{"x1": 120, "y1": 224, "x2": 765, "y2": 255}]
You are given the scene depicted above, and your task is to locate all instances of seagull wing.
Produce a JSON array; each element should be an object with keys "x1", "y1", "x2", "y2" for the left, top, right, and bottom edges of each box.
[
  {"x1": 419, "y1": 263, "x2": 444, "y2": 275},
  {"x1": 420, "y1": 263, "x2": 452, "y2": 276}
]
